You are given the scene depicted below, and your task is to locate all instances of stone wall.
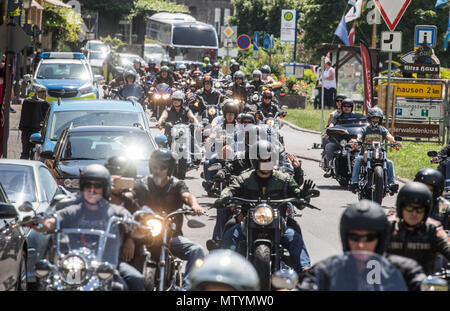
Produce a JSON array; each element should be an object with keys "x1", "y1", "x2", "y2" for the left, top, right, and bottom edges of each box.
[{"x1": 175, "y1": 0, "x2": 234, "y2": 26}]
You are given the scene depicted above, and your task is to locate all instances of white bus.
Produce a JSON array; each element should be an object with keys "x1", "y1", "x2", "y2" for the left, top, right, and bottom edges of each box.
[{"x1": 146, "y1": 12, "x2": 219, "y2": 62}]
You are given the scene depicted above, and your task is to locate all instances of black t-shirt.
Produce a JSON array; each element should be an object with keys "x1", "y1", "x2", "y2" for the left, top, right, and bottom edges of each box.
[
  {"x1": 361, "y1": 125, "x2": 389, "y2": 143},
  {"x1": 166, "y1": 106, "x2": 191, "y2": 125},
  {"x1": 134, "y1": 176, "x2": 190, "y2": 236},
  {"x1": 56, "y1": 199, "x2": 130, "y2": 266}
]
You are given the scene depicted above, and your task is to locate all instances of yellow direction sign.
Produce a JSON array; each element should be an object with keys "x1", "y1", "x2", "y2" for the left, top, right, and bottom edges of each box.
[{"x1": 379, "y1": 82, "x2": 443, "y2": 99}]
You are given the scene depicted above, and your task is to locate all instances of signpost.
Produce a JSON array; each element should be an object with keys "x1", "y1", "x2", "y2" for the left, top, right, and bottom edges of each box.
[
  {"x1": 237, "y1": 34, "x2": 251, "y2": 50},
  {"x1": 414, "y1": 25, "x2": 437, "y2": 47},
  {"x1": 221, "y1": 26, "x2": 237, "y2": 75},
  {"x1": 394, "y1": 102, "x2": 442, "y2": 119},
  {"x1": 381, "y1": 31, "x2": 402, "y2": 52},
  {"x1": 375, "y1": 0, "x2": 411, "y2": 129},
  {"x1": 280, "y1": 9, "x2": 298, "y2": 79},
  {"x1": 392, "y1": 122, "x2": 440, "y2": 139},
  {"x1": 253, "y1": 31, "x2": 259, "y2": 59},
  {"x1": 384, "y1": 82, "x2": 443, "y2": 99},
  {"x1": 401, "y1": 63, "x2": 440, "y2": 75},
  {"x1": 263, "y1": 34, "x2": 274, "y2": 66}
]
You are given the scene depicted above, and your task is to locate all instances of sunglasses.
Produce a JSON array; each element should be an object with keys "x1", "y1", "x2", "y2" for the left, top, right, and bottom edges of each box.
[
  {"x1": 336, "y1": 99, "x2": 343, "y2": 102},
  {"x1": 348, "y1": 233, "x2": 379, "y2": 243},
  {"x1": 342, "y1": 105, "x2": 352, "y2": 108},
  {"x1": 150, "y1": 165, "x2": 168, "y2": 171},
  {"x1": 403, "y1": 205, "x2": 425, "y2": 214},
  {"x1": 83, "y1": 182, "x2": 103, "y2": 190}
]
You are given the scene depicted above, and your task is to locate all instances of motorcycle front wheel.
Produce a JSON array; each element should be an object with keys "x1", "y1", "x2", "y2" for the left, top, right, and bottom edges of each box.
[
  {"x1": 175, "y1": 159, "x2": 187, "y2": 180},
  {"x1": 254, "y1": 244, "x2": 271, "y2": 291},
  {"x1": 372, "y1": 166, "x2": 384, "y2": 205}
]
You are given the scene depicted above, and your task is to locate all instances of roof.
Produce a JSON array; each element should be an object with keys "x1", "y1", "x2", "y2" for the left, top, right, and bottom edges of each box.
[
  {"x1": 51, "y1": 99, "x2": 143, "y2": 112},
  {"x1": 149, "y1": 12, "x2": 196, "y2": 23},
  {"x1": 0, "y1": 159, "x2": 45, "y2": 168},
  {"x1": 67, "y1": 125, "x2": 147, "y2": 133},
  {"x1": 43, "y1": 0, "x2": 71, "y2": 8}
]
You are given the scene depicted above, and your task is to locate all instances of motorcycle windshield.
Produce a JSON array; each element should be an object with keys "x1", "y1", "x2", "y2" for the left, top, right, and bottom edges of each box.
[
  {"x1": 314, "y1": 251, "x2": 408, "y2": 291},
  {"x1": 122, "y1": 84, "x2": 144, "y2": 100},
  {"x1": 58, "y1": 228, "x2": 121, "y2": 267},
  {"x1": 156, "y1": 83, "x2": 170, "y2": 93}
]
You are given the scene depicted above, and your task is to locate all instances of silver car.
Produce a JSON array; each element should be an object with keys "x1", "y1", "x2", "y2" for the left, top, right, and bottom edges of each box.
[{"x1": 0, "y1": 160, "x2": 70, "y2": 288}]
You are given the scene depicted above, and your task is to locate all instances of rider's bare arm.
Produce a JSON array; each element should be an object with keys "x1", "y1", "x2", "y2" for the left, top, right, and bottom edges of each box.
[
  {"x1": 386, "y1": 133, "x2": 402, "y2": 147},
  {"x1": 157, "y1": 110, "x2": 168, "y2": 126},
  {"x1": 181, "y1": 192, "x2": 204, "y2": 215},
  {"x1": 187, "y1": 110, "x2": 199, "y2": 126}
]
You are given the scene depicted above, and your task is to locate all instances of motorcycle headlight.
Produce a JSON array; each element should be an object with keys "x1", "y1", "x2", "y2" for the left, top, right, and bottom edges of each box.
[
  {"x1": 252, "y1": 94, "x2": 259, "y2": 101},
  {"x1": 97, "y1": 262, "x2": 114, "y2": 280},
  {"x1": 233, "y1": 99, "x2": 240, "y2": 105},
  {"x1": 146, "y1": 218, "x2": 163, "y2": 237},
  {"x1": 35, "y1": 259, "x2": 52, "y2": 278},
  {"x1": 60, "y1": 255, "x2": 88, "y2": 285},
  {"x1": 163, "y1": 94, "x2": 170, "y2": 100},
  {"x1": 266, "y1": 119, "x2": 275, "y2": 127},
  {"x1": 253, "y1": 204, "x2": 274, "y2": 225},
  {"x1": 215, "y1": 82, "x2": 221, "y2": 88},
  {"x1": 62, "y1": 178, "x2": 79, "y2": 189},
  {"x1": 340, "y1": 139, "x2": 347, "y2": 147},
  {"x1": 208, "y1": 107, "x2": 216, "y2": 116},
  {"x1": 154, "y1": 94, "x2": 161, "y2": 100}
]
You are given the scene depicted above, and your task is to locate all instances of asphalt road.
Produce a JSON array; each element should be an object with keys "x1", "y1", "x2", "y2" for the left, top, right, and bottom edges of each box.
[{"x1": 150, "y1": 120, "x2": 401, "y2": 266}]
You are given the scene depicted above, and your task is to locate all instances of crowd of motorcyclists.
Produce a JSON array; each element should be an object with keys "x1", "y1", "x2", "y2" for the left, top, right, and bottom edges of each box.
[{"x1": 15, "y1": 55, "x2": 450, "y2": 292}]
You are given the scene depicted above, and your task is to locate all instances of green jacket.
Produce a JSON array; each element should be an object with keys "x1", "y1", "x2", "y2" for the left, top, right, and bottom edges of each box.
[{"x1": 220, "y1": 169, "x2": 302, "y2": 201}]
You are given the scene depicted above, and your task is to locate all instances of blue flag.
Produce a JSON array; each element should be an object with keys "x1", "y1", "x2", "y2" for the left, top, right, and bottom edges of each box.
[
  {"x1": 445, "y1": 12, "x2": 450, "y2": 51},
  {"x1": 436, "y1": 0, "x2": 448, "y2": 8},
  {"x1": 334, "y1": 15, "x2": 350, "y2": 46}
]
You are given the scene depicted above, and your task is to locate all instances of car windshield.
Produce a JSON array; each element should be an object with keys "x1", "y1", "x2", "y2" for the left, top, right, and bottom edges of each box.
[
  {"x1": 90, "y1": 51, "x2": 107, "y2": 60},
  {"x1": 61, "y1": 131, "x2": 155, "y2": 161},
  {"x1": 87, "y1": 42, "x2": 108, "y2": 53},
  {"x1": 50, "y1": 111, "x2": 145, "y2": 141},
  {"x1": 0, "y1": 165, "x2": 36, "y2": 203},
  {"x1": 120, "y1": 55, "x2": 143, "y2": 67},
  {"x1": 173, "y1": 25, "x2": 217, "y2": 47},
  {"x1": 37, "y1": 63, "x2": 90, "y2": 80}
]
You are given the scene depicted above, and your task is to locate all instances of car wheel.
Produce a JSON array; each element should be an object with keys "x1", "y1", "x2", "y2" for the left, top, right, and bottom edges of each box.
[{"x1": 17, "y1": 251, "x2": 27, "y2": 291}]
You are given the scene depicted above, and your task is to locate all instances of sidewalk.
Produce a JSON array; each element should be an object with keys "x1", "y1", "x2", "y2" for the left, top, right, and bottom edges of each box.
[{"x1": 6, "y1": 100, "x2": 24, "y2": 159}]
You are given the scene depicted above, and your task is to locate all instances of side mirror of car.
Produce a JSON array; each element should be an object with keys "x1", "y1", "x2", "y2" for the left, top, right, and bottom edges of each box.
[
  {"x1": 427, "y1": 151, "x2": 438, "y2": 157},
  {"x1": 40, "y1": 150, "x2": 55, "y2": 160},
  {"x1": 0, "y1": 202, "x2": 19, "y2": 219},
  {"x1": 30, "y1": 133, "x2": 43, "y2": 144}
]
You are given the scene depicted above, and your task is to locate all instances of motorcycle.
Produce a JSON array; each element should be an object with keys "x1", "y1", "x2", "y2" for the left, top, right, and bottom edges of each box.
[
  {"x1": 134, "y1": 206, "x2": 205, "y2": 291},
  {"x1": 222, "y1": 195, "x2": 320, "y2": 290},
  {"x1": 355, "y1": 140, "x2": 401, "y2": 205},
  {"x1": 149, "y1": 83, "x2": 173, "y2": 120},
  {"x1": 428, "y1": 150, "x2": 450, "y2": 199}
]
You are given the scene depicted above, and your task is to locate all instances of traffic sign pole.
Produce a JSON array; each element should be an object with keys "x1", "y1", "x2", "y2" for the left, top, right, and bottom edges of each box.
[
  {"x1": 293, "y1": 11, "x2": 298, "y2": 76},
  {"x1": 386, "y1": 51, "x2": 392, "y2": 129}
]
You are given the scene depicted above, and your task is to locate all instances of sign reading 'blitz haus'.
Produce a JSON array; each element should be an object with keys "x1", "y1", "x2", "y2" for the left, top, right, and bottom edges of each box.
[{"x1": 401, "y1": 63, "x2": 440, "y2": 74}]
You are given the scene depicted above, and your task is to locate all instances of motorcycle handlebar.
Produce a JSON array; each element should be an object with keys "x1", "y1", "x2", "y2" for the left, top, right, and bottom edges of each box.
[{"x1": 229, "y1": 197, "x2": 321, "y2": 210}]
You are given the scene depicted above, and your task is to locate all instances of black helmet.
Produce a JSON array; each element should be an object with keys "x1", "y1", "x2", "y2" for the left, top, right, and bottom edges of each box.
[
  {"x1": 104, "y1": 156, "x2": 137, "y2": 178},
  {"x1": 335, "y1": 94, "x2": 347, "y2": 101},
  {"x1": 367, "y1": 107, "x2": 383, "y2": 127},
  {"x1": 240, "y1": 113, "x2": 256, "y2": 125},
  {"x1": 341, "y1": 98, "x2": 354, "y2": 112},
  {"x1": 168, "y1": 61, "x2": 176, "y2": 68},
  {"x1": 340, "y1": 200, "x2": 389, "y2": 255},
  {"x1": 79, "y1": 164, "x2": 111, "y2": 199},
  {"x1": 396, "y1": 182, "x2": 433, "y2": 222},
  {"x1": 189, "y1": 250, "x2": 260, "y2": 291},
  {"x1": 414, "y1": 168, "x2": 444, "y2": 199},
  {"x1": 160, "y1": 65, "x2": 170, "y2": 73},
  {"x1": 222, "y1": 99, "x2": 239, "y2": 116},
  {"x1": 205, "y1": 63, "x2": 213, "y2": 72},
  {"x1": 192, "y1": 70, "x2": 203, "y2": 80},
  {"x1": 250, "y1": 139, "x2": 276, "y2": 171},
  {"x1": 149, "y1": 149, "x2": 176, "y2": 176},
  {"x1": 213, "y1": 62, "x2": 220, "y2": 70},
  {"x1": 147, "y1": 58, "x2": 156, "y2": 67},
  {"x1": 233, "y1": 70, "x2": 245, "y2": 82},
  {"x1": 230, "y1": 62, "x2": 240, "y2": 73},
  {"x1": 260, "y1": 65, "x2": 271, "y2": 74}
]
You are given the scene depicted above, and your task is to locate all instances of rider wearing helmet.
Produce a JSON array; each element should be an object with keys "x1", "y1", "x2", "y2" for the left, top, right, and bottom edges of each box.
[
  {"x1": 189, "y1": 250, "x2": 260, "y2": 291},
  {"x1": 153, "y1": 65, "x2": 174, "y2": 87},
  {"x1": 260, "y1": 65, "x2": 275, "y2": 83},
  {"x1": 231, "y1": 70, "x2": 249, "y2": 105},
  {"x1": 327, "y1": 94, "x2": 347, "y2": 125},
  {"x1": 133, "y1": 58, "x2": 146, "y2": 78},
  {"x1": 250, "y1": 69, "x2": 264, "y2": 91},
  {"x1": 190, "y1": 70, "x2": 204, "y2": 92},
  {"x1": 230, "y1": 62, "x2": 240, "y2": 76},
  {"x1": 118, "y1": 70, "x2": 145, "y2": 102},
  {"x1": 146, "y1": 58, "x2": 160, "y2": 74},
  {"x1": 387, "y1": 182, "x2": 450, "y2": 275},
  {"x1": 299, "y1": 200, "x2": 427, "y2": 291},
  {"x1": 414, "y1": 168, "x2": 450, "y2": 230},
  {"x1": 188, "y1": 63, "x2": 198, "y2": 77},
  {"x1": 31, "y1": 164, "x2": 146, "y2": 291},
  {"x1": 204, "y1": 63, "x2": 213, "y2": 74},
  {"x1": 258, "y1": 90, "x2": 281, "y2": 120},
  {"x1": 178, "y1": 64, "x2": 187, "y2": 77},
  {"x1": 130, "y1": 149, "x2": 205, "y2": 285},
  {"x1": 218, "y1": 140, "x2": 317, "y2": 275},
  {"x1": 195, "y1": 75, "x2": 221, "y2": 109},
  {"x1": 208, "y1": 62, "x2": 223, "y2": 79},
  {"x1": 168, "y1": 61, "x2": 181, "y2": 81},
  {"x1": 349, "y1": 107, "x2": 402, "y2": 194}
]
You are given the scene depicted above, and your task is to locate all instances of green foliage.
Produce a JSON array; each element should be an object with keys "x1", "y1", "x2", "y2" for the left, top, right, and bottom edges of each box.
[
  {"x1": 129, "y1": 0, "x2": 189, "y2": 19},
  {"x1": 42, "y1": 3, "x2": 84, "y2": 49},
  {"x1": 100, "y1": 35, "x2": 125, "y2": 51},
  {"x1": 284, "y1": 104, "x2": 333, "y2": 132},
  {"x1": 441, "y1": 67, "x2": 450, "y2": 79}
]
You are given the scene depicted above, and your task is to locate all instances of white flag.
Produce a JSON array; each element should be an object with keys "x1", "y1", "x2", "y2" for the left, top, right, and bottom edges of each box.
[{"x1": 345, "y1": 0, "x2": 363, "y2": 23}]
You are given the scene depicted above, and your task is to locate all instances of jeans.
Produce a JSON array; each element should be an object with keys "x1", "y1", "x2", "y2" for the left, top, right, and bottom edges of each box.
[
  {"x1": 118, "y1": 261, "x2": 145, "y2": 291},
  {"x1": 212, "y1": 207, "x2": 233, "y2": 241},
  {"x1": 169, "y1": 235, "x2": 205, "y2": 284},
  {"x1": 351, "y1": 155, "x2": 395, "y2": 185},
  {"x1": 204, "y1": 157, "x2": 219, "y2": 182},
  {"x1": 324, "y1": 142, "x2": 339, "y2": 163},
  {"x1": 221, "y1": 224, "x2": 311, "y2": 273}
]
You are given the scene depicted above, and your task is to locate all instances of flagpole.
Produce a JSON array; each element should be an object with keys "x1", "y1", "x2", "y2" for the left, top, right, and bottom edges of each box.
[{"x1": 371, "y1": 6, "x2": 377, "y2": 48}]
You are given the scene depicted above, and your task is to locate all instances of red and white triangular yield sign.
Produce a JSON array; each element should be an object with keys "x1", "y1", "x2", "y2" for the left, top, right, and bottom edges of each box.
[{"x1": 374, "y1": 0, "x2": 412, "y2": 32}]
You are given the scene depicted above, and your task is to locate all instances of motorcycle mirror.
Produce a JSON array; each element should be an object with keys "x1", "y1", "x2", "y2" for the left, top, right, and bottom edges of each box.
[
  {"x1": 271, "y1": 269, "x2": 299, "y2": 290},
  {"x1": 102, "y1": 85, "x2": 108, "y2": 90},
  {"x1": 427, "y1": 151, "x2": 438, "y2": 157},
  {"x1": 308, "y1": 189, "x2": 320, "y2": 198},
  {"x1": 420, "y1": 276, "x2": 448, "y2": 291},
  {"x1": 18, "y1": 201, "x2": 34, "y2": 213},
  {"x1": 187, "y1": 218, "x2": 206, "y2": 228},
  {"x1": 50, "y1": 194, "x2": 67, "y2": 206}
]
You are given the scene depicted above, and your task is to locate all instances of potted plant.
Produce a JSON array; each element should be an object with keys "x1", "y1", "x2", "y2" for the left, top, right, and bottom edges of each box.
[{"x1": 279, "y1": 75, "x2": 307, "y2": 109}]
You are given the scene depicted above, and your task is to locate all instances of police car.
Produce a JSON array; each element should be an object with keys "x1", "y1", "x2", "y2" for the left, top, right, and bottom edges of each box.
[{"x1": 24, "y1": 52, "x2": 103, "y2": 102}]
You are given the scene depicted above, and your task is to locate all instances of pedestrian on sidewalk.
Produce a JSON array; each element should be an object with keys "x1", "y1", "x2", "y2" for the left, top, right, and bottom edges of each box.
[
  {"x1": 323, "y1": 58, "x2": 336, "y2": 110},
  {"x1": 19, "y1": 87, "x2": 49, "y2": 159}
]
